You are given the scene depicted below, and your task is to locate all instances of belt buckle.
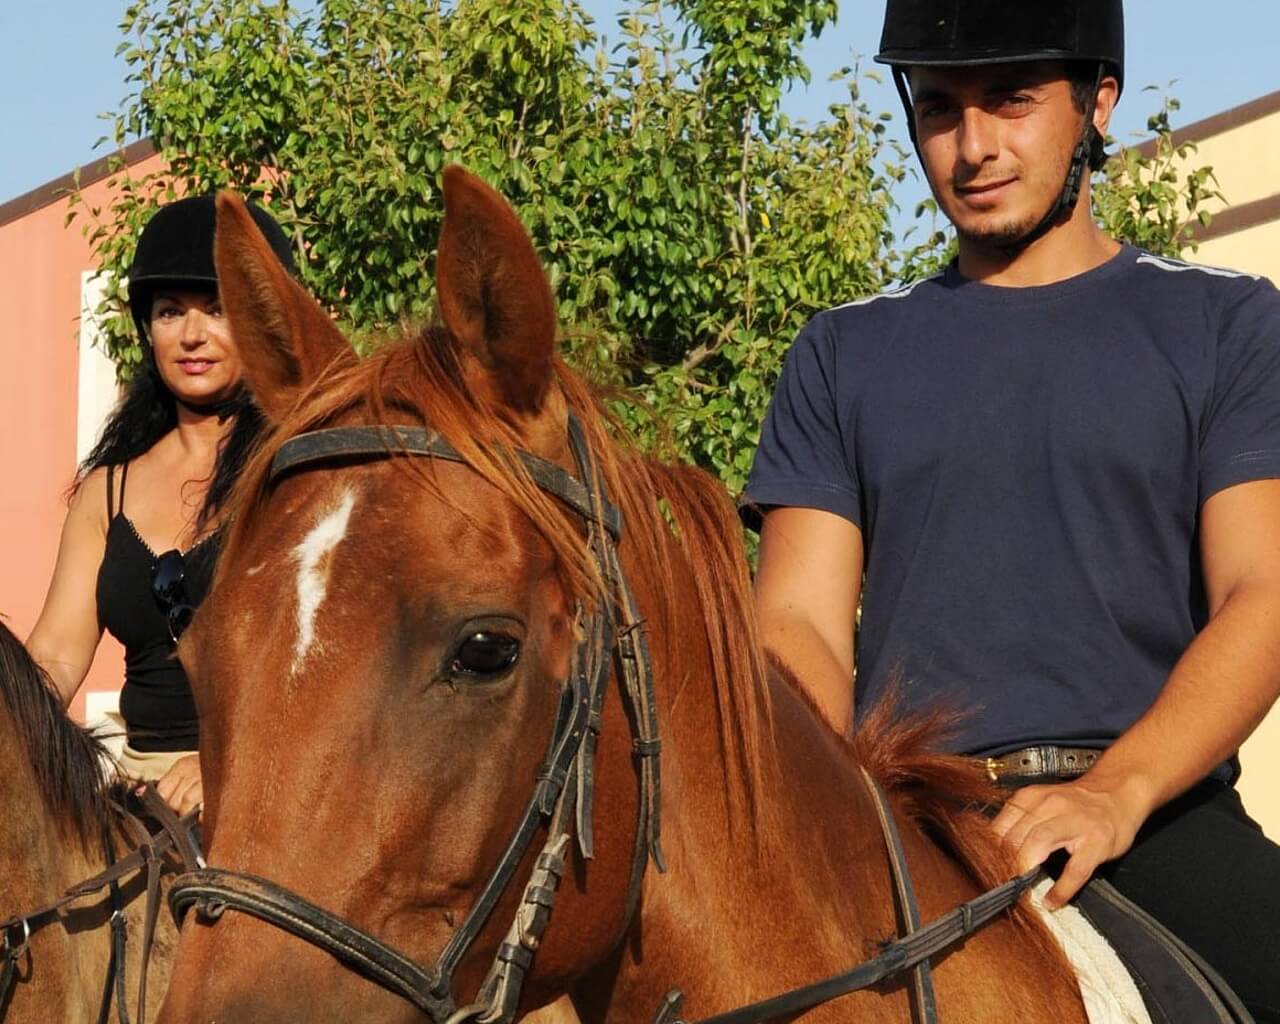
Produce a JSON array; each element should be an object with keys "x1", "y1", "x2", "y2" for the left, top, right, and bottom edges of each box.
[{"x1": 984, "y1": 756, "x2": 1001, "y2": 783}]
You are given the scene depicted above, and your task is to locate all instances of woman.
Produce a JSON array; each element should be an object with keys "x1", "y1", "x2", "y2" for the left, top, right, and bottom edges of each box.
[{"x1": 26, "y1": 194, "x2": 297, "y2": 815}]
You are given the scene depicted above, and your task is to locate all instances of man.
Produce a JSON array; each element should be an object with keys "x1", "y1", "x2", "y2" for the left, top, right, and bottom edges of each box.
[{"x1": 743, "y1": 1, "x2": 1280, "y2": 1016}]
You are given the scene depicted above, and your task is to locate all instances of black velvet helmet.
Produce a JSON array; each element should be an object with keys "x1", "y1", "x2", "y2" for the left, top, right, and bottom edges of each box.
[
  {"x1": 875, "y1": 0, "x2": 1124, "y2": 93},
  {"x1": 128, "y1": 194, "x2": 297, "y2": 343}
]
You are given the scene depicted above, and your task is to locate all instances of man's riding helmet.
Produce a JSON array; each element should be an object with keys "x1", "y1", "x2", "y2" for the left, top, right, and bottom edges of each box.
[
  {"x1": 127, "y1": 193, "x2": 297, "y2": 343},
  {"x1": 876, "y1": 0, "x2": 1125, "y2": 246}
]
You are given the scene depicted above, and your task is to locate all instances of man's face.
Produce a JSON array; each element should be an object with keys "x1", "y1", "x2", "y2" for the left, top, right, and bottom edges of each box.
[{"x1": 910, "y1": 62, "x2": 1091, "y2": 248}]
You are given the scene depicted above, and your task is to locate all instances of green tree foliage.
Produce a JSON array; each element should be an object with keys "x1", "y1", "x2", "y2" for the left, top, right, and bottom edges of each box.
[
  {"x1": 73, "y1": 0, "x2": 898, "y2": 492},
  {"x1": 1094, "y1": 90, "x2": 1223, "y2": 257},
  {"x1": 72, "y1": 0, "x2": 1215, "y2": 493}
]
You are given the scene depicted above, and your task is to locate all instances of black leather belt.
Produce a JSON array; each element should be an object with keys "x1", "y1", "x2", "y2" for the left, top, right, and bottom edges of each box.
[{"x1": 983, "y1": 745, "x2": 1100, "y2": 785}]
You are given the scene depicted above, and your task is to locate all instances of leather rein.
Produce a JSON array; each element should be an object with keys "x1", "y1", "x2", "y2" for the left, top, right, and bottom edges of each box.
[
  {"x1": 168, "y1": 415, "x2": 667, "y2": 1024},
  {"x1": 0, "y1": 786, "x2": 202, "y2": 1023},
  {"x1": 164, "y1": 414, "x2": 1043, "y2": 1024}
]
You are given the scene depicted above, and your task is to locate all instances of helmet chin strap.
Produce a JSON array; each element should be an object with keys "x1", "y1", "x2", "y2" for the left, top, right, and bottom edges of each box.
[
  {"x1": 893, "y1": 62, "x2": 1105, "y2": 256},
  {"x1": 1004, "y1": 62, "x2": 1105, "y2": 253}
]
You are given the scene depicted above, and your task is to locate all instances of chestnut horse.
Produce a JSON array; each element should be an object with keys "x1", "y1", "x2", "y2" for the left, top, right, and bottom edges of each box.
[
  {"x1": 0, "y1": 621, "x2": 182, "y2": 1022},
  {"x1": 156, "y1": 169, "x2": 1088, "y2": 1023}
]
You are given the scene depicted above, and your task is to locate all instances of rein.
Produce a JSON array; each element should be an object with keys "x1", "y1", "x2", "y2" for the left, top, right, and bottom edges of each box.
[
  {"x1": 0, "y1": 786, "x2": 202, "y2": 1022},
  {"x1": 652, "y1": 866, "x2": 1043, "y2": 1024},
  {"x1": 169, "y1": 414, "x2": 666, "y2": 1024}
]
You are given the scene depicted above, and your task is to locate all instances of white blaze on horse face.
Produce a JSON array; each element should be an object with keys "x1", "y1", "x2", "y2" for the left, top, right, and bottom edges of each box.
[{"x1": 291, "y1": 486, "x2": 357, "y2": 674}]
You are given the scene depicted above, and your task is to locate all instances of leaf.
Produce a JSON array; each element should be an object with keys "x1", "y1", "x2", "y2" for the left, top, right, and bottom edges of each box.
[{"x1": 81, "y1": 0, "x2": 1214, "y2": 499}]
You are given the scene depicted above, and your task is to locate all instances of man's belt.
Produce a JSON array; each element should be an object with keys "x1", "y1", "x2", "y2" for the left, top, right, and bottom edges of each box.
[{"x1": 983, "y1": 745, "x2": 1100, "y2": 785}]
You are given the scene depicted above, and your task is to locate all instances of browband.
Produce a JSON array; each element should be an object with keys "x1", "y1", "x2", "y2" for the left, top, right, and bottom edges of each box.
[{"x1": 269, "y1": 425, "x2": 623, "y2": 541}]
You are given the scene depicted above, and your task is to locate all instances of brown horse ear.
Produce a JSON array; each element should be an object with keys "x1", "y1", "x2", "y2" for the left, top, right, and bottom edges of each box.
[
  {"x1": 214, "y1": 191, "x2": 351, "y2": 421},
  {"x1": 436, "y1": 166, "x2": 557, "y2": 415}
]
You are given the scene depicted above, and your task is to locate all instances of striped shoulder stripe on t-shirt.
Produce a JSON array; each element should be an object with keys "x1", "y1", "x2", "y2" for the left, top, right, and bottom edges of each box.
[
  {"x1": 1135, "y1": 252, "x2": 1260, "y2": 281},
  {"x1": 831, "y1": 271, "x2": 945, "y2": 311}
]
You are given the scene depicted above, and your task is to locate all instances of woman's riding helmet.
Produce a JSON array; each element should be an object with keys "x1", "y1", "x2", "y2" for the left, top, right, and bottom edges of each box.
[{"x1": 127, "y1": 194, "x2": 297, "y2": 343}]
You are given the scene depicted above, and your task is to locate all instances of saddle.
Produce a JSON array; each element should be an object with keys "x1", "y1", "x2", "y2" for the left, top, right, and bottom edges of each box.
[{"x1": 1071, "y1": 878, "x2": 1254, "y2": 1024}]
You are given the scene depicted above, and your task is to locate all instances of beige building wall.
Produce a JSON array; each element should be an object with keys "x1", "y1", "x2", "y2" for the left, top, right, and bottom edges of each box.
[
  {"x1": 1196, "y1": 218, "x2": 1280, "y2": 287},
  {"x1": 1184, "y1": 109, "x2": 1280, "y2": 216},
  {"x1": 1159, "y1": 92, "x2": 1280, "y2": 837}
]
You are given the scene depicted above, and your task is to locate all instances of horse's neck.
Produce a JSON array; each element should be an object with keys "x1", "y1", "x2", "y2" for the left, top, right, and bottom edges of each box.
[
  {"x1": 581, "y1": 528, "x2": 1079, "y2": 1021},
  {"x1": 658, "y1": 667, "x2": 906, "y2": 919},
  {"x1": 597, "y1": 665, "x2": 916, "y2": 1018},
  {"x1": 0, "y1": 722, "x2": 89, "y2": 893},
  {"x1": 600, "y1": 669, "x2": 1089, "y2": 1024}
]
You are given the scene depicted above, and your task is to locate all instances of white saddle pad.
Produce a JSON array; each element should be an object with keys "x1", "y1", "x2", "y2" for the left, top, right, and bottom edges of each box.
[{"x1": 1029, "y1": 878, "x2": 1153, "y2": 1024}]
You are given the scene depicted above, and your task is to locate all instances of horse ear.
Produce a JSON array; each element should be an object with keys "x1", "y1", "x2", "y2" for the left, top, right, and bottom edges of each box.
[
  {"x1": 436, "y1": 166, "x2": 557, "y2": 415},
  {"x1": 214, "y1": 192, "x2": 351, "y2": 421}
]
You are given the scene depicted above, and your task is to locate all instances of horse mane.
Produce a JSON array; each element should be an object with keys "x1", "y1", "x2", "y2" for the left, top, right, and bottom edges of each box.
[
  {"x1": 221, "y1": 326, "x2": 773, "y2": 826},
  {"x1": 0, "y1": 620, "x2": 110, "y2": 843}
]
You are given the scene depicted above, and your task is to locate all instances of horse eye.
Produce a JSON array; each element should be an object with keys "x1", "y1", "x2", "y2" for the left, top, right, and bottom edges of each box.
[{"x1": 451, "y1": 632, "x2": 520, "y2": 677}]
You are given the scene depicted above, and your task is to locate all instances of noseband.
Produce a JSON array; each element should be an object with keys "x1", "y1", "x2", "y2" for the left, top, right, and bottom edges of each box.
[{"x1": 168, "y1": 413, "x2": 666, "y2": 1023}]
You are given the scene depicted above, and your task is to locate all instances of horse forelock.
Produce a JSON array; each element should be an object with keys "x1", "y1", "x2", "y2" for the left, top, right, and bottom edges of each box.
[
  {"x1": 0, "y1": 621, "x2": 110, "y2": 844},
  {"x1": 220, "y1": 324, "x2": 776, "y2": 831}
]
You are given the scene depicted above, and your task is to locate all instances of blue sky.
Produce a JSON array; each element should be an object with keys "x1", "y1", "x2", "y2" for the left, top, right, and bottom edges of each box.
[{"x1": 3, "y1": 1, "x2": 1277, "y2": 208}]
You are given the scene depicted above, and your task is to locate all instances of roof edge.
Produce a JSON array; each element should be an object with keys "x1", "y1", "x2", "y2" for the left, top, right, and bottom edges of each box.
[
  {"x1": 1134, "y1": 89, "x2": 1280, "y2": 158},
  {"x1": 0, "y1": 138, "x2": 156, "y2": 230},
  {"x1": 1187, "y1": 192, "x2": 1280, "y2": 245}
]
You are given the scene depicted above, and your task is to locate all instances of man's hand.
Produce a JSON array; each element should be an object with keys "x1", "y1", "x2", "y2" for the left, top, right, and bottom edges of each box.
[
  {"x1": 989, "y1": 776, "x2": 1152, "y2": 909},
  {"x1": 152, "y1": 754, "x2": 203, "y2": 818}
]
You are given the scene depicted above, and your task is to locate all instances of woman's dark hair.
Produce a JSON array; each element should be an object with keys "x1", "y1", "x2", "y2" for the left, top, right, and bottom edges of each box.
[{"x1": 74, "y1": 350, "x2": 265, "y2": 533}]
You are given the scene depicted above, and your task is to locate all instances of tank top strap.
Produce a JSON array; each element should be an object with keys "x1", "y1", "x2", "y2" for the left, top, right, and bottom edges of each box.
[
  {"x1": 118, "y1": 462, "x2": 130, "y2": 517},
  {"x1": 106, "y1": 462, "x2": 131, "y2": 519}
]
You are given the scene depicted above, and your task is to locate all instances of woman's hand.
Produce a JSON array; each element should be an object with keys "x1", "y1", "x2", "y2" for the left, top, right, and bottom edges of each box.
[{"x1": 153, "y1": 754, "x2": 203, "y2": 817}]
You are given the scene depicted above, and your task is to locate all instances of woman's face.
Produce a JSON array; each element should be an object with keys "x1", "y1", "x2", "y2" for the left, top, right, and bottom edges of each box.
[{"x1": 148, "y1": 289, "x2": 243, "y2": 407}]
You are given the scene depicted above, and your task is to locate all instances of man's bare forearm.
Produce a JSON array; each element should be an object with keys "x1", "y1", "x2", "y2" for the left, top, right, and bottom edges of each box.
[{"x1": 760, "y1": 611, "x2": 854, "y2": 735}]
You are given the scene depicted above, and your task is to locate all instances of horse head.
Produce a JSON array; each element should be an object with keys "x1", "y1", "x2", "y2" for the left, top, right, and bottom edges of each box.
[{"x1": 157, "y1": 167, "x2": 766, "y2": 1023}]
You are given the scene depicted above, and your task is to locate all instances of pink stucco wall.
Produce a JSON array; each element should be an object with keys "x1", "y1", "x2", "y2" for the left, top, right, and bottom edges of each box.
[{"x1": 0, "y1": 150, "x2": 165, "y2": 719}]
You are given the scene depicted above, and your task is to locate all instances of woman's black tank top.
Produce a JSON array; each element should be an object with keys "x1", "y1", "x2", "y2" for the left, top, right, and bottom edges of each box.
[{"x1": 95, "y1": 463, "x2": 217, "y2": 751}]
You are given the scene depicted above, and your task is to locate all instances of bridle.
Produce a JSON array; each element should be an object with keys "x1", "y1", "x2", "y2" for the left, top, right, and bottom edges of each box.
[
  {"x1": 166, "y1": 411, "x2": 1045, "y2": 1024},
  {"x1": 169, "y1": 412, "x2": 667, "y2": 1024},
  {"x1": 1, "y1": 787, "x2": 202, "y2": 1024}
]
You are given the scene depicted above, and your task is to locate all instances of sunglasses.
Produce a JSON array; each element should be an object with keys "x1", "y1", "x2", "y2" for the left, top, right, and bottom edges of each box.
[{"x1": 152, "y1": 549, "x2": 196, "y2": 644}]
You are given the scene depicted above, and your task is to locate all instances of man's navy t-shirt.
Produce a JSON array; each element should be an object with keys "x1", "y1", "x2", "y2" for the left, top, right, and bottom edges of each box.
[{"x1": 744, "y1": 247, "x2": 1280, "y2": 757}]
